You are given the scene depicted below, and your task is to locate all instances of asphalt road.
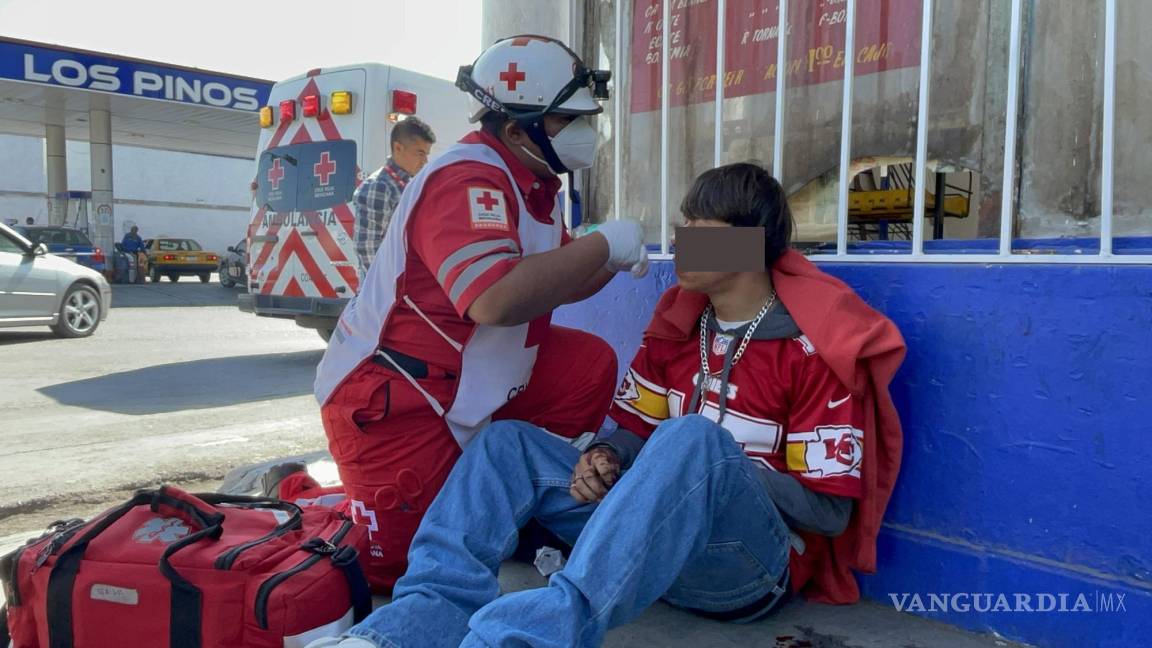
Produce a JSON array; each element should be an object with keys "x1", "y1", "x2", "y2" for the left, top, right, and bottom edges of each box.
[{"x1": 0, "y1": 278, "x2": 330, "y2": 538}]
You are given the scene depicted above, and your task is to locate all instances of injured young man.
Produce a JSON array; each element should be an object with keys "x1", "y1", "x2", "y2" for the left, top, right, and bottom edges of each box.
[{"x1": 307, "y1": 162, "x2": 906, "y2": 648}]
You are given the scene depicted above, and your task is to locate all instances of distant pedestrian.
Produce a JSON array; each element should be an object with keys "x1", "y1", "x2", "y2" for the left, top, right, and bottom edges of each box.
[
  {"x1": 353, "y1": 116, "x2": 436, "y2": 276},
  {"x1": 121, "y1": 226, "x2": 148, "y2": 283}
]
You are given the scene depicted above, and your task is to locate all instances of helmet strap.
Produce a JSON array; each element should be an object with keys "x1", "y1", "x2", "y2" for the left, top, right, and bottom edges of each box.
[
  {"x1": 517, "y1": 117, "x2": 570, "y2": 175},
  {"x1": 568, "y1": 174, "x2": 583, "y2": 229}
]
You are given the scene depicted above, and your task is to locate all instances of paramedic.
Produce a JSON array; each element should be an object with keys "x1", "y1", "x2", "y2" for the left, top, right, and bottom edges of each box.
[{"x1": 311, "y1": 34, "x2": 648, "y2": 592}]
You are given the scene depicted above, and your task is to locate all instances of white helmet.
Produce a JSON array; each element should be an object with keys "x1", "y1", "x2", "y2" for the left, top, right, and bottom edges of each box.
[{"x1": 457, "y1": 34, "x2": 610, "y2": 124}]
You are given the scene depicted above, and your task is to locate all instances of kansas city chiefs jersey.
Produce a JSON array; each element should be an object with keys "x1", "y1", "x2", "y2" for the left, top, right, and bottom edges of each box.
[{"x1": 609, "y1": 323, "x2": 866, "y2": 499}]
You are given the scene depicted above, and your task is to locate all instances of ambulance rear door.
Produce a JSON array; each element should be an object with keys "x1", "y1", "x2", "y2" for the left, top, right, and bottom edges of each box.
[{"x1": 250, "y1": 67, "x2": 366, "y2": 307}]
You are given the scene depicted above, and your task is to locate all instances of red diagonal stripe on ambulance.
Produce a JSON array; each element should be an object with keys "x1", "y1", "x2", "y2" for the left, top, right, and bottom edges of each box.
[
  {"x1": 283, "y1": 277, "x2": 305, "y2": 298},
  {"x1": 331, "y1": 202, "x2": 355, "y2": 238},
  {"x1": 291, "y1": 233, "x2": 338, "y2": 297},
  {"x1": 262, "y1": 229, "x2": 336, "y2": 297}
]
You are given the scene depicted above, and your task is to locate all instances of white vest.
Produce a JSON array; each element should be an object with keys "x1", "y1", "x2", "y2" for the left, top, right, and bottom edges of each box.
[{"x1": 314, "y1": 142, "x2": 563, "y2": 447}]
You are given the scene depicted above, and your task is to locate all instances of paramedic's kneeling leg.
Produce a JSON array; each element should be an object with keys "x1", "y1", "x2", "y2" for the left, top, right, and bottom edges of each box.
[{"x1": 328, "y1": 417, "x2": 792, "y2": 648}]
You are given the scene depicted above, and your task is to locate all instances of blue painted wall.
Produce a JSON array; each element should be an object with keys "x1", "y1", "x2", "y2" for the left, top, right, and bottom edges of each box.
[{"x1": 554, "y1": 260, "x2": 1152, "y2": 648}]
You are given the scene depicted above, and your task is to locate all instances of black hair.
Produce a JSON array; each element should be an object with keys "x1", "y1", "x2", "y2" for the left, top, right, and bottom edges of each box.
[
  {"x1": 390, "y1": 116, "x2": 436, "y2": 148},
  {"x1": 479, "y1": 111, "x2": 511, "y2": 137},
  {"x1": 679, "y1": 162, "x2": 794, "y2": 268}
]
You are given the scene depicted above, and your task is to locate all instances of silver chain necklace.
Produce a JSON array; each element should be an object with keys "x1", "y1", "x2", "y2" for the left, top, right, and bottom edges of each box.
[{"x1": 698, "y1": 290, "x2": 777, "y2": 378}]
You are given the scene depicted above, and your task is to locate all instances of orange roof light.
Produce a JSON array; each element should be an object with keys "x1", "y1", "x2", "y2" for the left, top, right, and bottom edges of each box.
[{"x1": 331, "y1": 91, "x2": 353, "y2": 115}]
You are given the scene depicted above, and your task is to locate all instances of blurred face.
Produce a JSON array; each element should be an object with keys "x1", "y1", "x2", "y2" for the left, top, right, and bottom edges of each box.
[
  {"x1": 392, "y1": 137, "x2": 432, "y2": 175},
  {"x1": 674, "y1": 218, "x2": 739, "y2": 294}
]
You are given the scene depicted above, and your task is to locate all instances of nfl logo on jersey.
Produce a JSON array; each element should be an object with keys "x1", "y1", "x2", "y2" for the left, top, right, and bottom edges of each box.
[{"x1": 712, "y1": 333, "x2": 734, "y2": 356}]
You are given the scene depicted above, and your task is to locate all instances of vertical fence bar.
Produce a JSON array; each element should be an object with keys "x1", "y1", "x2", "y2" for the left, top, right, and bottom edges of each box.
[
  {"x1": 999, "y1": 0, "x2": 1023, "y2": 255},
  {"x1": 714, "y1": 0, "x2": 726, "y2": 166},
  {"x1": 773, "y1": 0, "x2": 788, "y2": 180},
  {"x1": 835, "y1": 0, "x2": 857, "y2": 256},
  {"x1": 1100, "y1": 0, "x2": 1117, "y2": 256},
  {"x1": 661, "y1": 0, "x2": 671, "y2": 254},
  {"x1": 911, "y1": 0, "x2": 934, "y2": 256},
  {"x1": 613, "y1": 0, "x2": 623, "y2": 221}
]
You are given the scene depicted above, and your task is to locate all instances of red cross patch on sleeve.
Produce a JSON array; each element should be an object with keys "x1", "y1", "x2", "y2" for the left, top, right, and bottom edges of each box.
[{"x1": 468, "y1": 187, "x2": 510, "y2": 231}]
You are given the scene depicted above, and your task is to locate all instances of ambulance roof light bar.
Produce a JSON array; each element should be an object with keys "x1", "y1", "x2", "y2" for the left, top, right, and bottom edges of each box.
[
  {"x1": 302, "y1": 94, "x2": 320, "y2": 118},
  {"x1": 279, "y1": 99, "x2": 296, "y2": 124},
  {"x1": 388, "y1": 90, "x2": 417, "y2": 123},
  {"x1": 393, "y1": 90, "x2": 417, "y2": 115}
]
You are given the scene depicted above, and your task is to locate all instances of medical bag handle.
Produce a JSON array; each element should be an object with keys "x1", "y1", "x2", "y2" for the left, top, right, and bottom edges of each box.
[
  {"x1": 149, "y1": 485, "x2": 226, "y2": 531},
  {"x1": 156, "y1": 492, "x2": 308, "y2": 648}
]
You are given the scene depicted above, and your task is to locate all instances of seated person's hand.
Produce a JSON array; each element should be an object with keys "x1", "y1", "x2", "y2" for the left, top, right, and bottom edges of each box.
[{"x1": 569, "y1": 446, "x2": 621, "y2": 503}]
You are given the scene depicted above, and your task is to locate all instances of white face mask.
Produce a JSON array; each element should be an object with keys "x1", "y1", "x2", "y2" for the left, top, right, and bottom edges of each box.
[{"x1": 520, "y1": 117, "x2": 599, "y2": 173}]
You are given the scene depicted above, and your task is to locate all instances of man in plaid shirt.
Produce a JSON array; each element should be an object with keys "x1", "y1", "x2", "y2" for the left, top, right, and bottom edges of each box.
[{"x1": 354, "y1": 116, "x2": 436, "y2": 275}]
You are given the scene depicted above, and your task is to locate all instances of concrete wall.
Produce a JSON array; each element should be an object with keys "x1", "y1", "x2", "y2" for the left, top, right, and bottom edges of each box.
[
  {"x1": 0, "y1": 133, "x2": 251, "y2": 254},
  {"x1": 554, "y1": 259, "x2": 1152, "y2": 648}
]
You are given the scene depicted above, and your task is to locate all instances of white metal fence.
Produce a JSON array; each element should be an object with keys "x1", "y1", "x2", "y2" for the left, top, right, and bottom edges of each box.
[{"x1": 608, "y1": 0, "x2": 1149, "y2": 264}]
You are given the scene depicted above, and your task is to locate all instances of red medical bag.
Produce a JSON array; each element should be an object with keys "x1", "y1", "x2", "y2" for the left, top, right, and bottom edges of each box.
[{"x1": 1, "y1": 486, "x2": 371, "y2": 648}]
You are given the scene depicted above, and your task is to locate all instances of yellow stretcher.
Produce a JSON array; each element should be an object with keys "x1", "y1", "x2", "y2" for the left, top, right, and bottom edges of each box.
[{"x1": 848, "y1": 188, "x2": 970, "y2": 221}]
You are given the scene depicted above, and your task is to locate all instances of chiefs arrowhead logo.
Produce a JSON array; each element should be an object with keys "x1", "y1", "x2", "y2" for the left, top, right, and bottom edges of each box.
[{"x1": 615, "y1": 371, "x2": 640, "y2": 402}]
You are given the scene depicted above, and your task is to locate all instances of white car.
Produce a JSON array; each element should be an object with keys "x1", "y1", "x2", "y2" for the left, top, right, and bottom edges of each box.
[{"x1": 0, "y1": 222, "x2": 112, "y2": 338}]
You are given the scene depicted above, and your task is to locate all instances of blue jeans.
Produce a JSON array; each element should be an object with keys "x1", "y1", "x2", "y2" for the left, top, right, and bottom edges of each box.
[{"x1": 348, "y1": 415, "x2": 792, "y2": 648}]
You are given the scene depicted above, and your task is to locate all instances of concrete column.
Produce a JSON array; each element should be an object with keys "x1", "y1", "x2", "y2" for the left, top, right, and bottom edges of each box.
[
  {"x1": 89, "y1": 108, "x2": 114, "y2": 258},
  {"x1": 45, "y1": 124, "x2": 68, "y2": 226},
  {"x1": 481, "y1": 0, "x2": 571, "y2": 45}
]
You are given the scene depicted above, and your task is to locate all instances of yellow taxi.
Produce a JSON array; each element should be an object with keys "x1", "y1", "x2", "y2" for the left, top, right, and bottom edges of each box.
[{"x1": 145, "y1": 238, "x2": 220, "y2": 283}]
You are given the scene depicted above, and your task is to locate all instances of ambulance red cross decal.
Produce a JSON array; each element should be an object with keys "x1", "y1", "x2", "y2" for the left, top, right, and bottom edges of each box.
[
  {"x1": 267, "y1": 158, "x2": 285, "y2": 190},
  {"x1": 313, "y1": 151, "x2": 337, "y2": 186},
  {"x1": 500, "y1": 62, "x2": 526, "y2": 91}
]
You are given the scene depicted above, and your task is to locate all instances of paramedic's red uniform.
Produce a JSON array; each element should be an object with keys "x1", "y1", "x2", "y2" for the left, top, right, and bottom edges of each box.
[{"x1": 320, "y1": 131, "x2": 617, "y2": 591}]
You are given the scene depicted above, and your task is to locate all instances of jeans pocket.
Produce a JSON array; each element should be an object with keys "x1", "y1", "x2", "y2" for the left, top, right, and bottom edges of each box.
[{"x1": 663, "y1": 540, "x2": 774, "y2": 611}]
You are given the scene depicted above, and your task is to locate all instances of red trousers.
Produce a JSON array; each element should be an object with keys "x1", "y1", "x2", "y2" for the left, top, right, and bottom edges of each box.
[{"x1": 320, "y1": 325, "x2": 617, "y2": 592}]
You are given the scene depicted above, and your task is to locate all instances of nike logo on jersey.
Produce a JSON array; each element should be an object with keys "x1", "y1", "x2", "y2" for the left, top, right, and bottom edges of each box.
[{"x1": 827, "y1": 395, "x2": 851, "y2": 409}]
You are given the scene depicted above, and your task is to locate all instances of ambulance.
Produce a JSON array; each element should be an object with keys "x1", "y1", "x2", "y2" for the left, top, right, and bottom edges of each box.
[{"x1": 238, "y1": 65, "x2": 469, "y2": 339}]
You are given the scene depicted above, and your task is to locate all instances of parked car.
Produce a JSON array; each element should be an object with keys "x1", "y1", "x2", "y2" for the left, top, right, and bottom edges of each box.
[
  {"x1": 0, "y1": 222, "x2": 111, "y2": 338},
  {"x1": 14, "y1": 225, "x2": 106, "y2": 273},
  {"x1": 218, "y1": 238, "x2": 247, "y2": 289},
  {"x1": 144, "y1": 238, "x2": 219, "y2": 283}
]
